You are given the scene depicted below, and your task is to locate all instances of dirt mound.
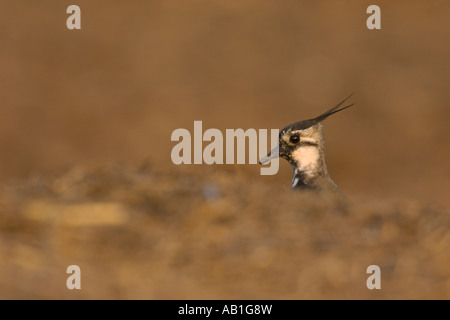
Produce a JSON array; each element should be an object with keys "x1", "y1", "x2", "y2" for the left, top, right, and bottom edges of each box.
[{"x1": 0, "y1": 164, "x2": 448, "y2": 299}]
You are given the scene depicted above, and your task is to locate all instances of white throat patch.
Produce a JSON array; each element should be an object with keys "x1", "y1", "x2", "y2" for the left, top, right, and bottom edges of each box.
[{"x1": 291, "y1": 146, "x2": 320, "y2": 178}]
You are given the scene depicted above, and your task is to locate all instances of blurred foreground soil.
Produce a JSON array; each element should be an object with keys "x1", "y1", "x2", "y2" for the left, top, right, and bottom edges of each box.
[{"x1": 0, "y1": 164, "x2": 448, "y2": 299}]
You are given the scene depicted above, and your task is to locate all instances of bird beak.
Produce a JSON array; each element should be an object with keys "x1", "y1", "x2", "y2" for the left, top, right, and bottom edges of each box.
[{"x1": 259, "y1": 145, "x2": 279, "y2": 164}]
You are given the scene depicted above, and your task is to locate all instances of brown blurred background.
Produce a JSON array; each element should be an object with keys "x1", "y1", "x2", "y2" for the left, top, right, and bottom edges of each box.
[
  {"x1": 1, "y1": 0, "x2": 449, "y2": 205},
  {"x1": 0, "y1": 1, "x2": 449, "y2": 299}
]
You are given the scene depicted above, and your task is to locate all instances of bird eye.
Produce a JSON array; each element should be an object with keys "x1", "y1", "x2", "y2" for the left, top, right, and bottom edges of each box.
[{"x1": 290, "y1": 135, "x2": 300, "y2": 144}]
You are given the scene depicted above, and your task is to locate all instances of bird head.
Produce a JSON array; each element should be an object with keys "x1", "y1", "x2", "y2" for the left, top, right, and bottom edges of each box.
[{"x1": 260, "y1": 94, "x2": 355, "y2": 168}]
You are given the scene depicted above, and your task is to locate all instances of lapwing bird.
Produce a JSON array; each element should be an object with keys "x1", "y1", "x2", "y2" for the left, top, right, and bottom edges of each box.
[{"x1": 260, "y1": 94, "x2": 355, "y2": 195}]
